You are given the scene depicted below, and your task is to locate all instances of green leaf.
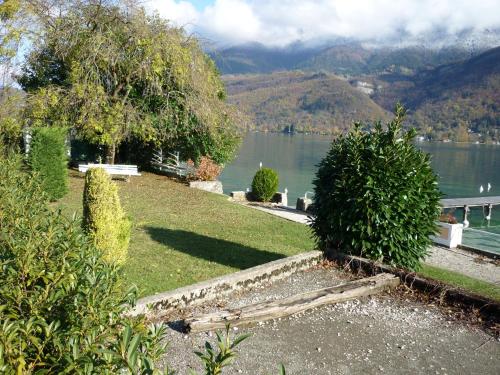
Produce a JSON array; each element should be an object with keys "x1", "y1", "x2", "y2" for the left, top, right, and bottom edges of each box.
[
  {"x1": 127, "y1": 334, "x2": 142, "y2": 365},
  {"x1": 230, "y1": 333, "x2": 251, "y2": 349}
]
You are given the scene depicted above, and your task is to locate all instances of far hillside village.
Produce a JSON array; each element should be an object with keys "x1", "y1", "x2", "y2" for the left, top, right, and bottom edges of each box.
[{"x1": 0, "y1": 0, "x2": 499, "y2": 374}]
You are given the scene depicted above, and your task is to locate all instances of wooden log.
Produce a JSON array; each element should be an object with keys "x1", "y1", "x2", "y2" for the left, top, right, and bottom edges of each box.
[{"x1": 184, "y1": 273, "x2": 399, "y2": 333}]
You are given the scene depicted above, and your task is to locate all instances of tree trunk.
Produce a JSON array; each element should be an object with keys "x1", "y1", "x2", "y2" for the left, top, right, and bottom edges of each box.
[
  {"x1": 184, "y1": 273, "x2": 400, "y2": 333},
  {"x1": 106, "y1": 143, "x2": 116, "y2": 164}
]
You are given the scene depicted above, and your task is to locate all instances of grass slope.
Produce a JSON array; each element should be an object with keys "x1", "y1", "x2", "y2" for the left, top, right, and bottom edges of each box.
[
  {"x1": 420, "y1": 264, "x2": 500, "y2": 302},
  {"x1": 58, "y1": 171, "x2": 498, "y2": 302},
  {"x1": 58, "y1": 171, "x2": 315, "y2": 296}
]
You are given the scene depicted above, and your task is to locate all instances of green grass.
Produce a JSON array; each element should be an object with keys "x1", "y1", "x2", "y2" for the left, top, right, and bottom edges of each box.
[
  {"x1": 58, "y1": 171, "x2": 315, "y2": 296},
  {"x1": 59, "y1": 171, "x2": 499, "y2": 302},
  {"x1": 419, "y1": 264, "x2": 500, "y2": 302}
]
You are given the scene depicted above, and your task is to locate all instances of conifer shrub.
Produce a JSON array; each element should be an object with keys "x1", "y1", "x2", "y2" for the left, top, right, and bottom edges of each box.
[
  {"x1": 28, "y1": 126, "x2": 68, "y2": 200},
  {"x1": 82, "y1": 167, "x2": 131, "y2": 265},
  {"x1": 0, "y1": 156, "x2": 168, "y2": 373},
  {"x1": 251, "y1": 167, "x2": 279, "y2": 202},
  {"x1": 311, "y1": 105, "x2": 441, "y2": 270}
]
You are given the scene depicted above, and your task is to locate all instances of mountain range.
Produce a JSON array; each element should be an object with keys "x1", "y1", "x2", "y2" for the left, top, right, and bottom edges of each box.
[
  {"x1": 374, "y1": 46, "x2": 500, "y2": 137},
  {"x1": 224, "y1": 71, "x2": 389, "y2": 134},
  {"x1": 213, "y1": 43, "x2": 477, "y2": 76},
  {"x1": 218, "y1": 43, "x2": 500, "y2": 141}
]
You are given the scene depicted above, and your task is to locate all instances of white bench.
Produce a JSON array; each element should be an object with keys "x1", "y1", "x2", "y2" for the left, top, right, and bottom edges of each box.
[{"x1": 78, "y1": 164, "x2": 141, "y2": 180}]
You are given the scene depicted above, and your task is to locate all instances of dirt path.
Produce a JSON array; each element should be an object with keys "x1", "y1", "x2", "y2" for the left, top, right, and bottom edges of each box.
[{"x1": 160, "y1": 267, "x2": 500, "y2": 374}]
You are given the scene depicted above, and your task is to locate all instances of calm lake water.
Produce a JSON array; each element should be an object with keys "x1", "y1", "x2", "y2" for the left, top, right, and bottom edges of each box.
[{"x1": 220, "y1": 133, "x2": 500, "y2": 249}]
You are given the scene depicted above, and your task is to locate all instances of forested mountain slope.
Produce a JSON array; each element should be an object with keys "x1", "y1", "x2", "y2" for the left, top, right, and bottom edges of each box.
[
  {"x1": 213, "y1": 43, "x2": 475, "y2": 76},
  {"x1": 373, "y1": 46, "x2": 500, "y2": 139},
  {"x1": 224, "y1": 71, "x2": 389, "y2": 134}
]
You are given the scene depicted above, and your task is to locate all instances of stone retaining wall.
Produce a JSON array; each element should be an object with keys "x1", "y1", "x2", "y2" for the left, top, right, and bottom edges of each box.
[{"x1": 130, "y1": 250, "x2": 323, "y2": 316}]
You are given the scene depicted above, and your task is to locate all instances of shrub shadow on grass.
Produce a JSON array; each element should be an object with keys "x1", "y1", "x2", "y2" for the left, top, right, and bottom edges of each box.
[{"x1": 145, "y1": 226, "x2": 285, "y2": 269}]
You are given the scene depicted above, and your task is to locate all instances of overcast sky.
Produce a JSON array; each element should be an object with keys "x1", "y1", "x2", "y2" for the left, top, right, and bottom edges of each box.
[{"x1": 145, "y1": 0, "x2": 500, "y2": 47}]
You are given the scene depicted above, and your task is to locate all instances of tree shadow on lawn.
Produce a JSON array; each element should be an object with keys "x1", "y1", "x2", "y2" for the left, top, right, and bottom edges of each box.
[{"x1": 145, "y1": 226, "x2": 285, "y2": 270}]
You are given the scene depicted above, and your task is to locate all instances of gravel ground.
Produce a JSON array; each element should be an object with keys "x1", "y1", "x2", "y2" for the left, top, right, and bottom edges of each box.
[
  {"x1": 425, "y1": 246, "x2": 500, "y2": 285},
  {"x1": 159, "y1": 267, "x2": 500, "y2": 374}
]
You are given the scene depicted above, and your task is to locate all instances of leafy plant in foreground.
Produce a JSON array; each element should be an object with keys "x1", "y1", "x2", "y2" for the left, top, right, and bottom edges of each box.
[
  {"x1": 311, "y1": 104, "x2": 442, "y2": 270},
  {"x1": 0, "y1": 156, "x2": 169, "y2": 374},
  {"x1": 193, "y1": 325, "x2": 251, "y2": 375},
  {"x1": 0, "y1": 156, "x2": 283, "y2": 374}
]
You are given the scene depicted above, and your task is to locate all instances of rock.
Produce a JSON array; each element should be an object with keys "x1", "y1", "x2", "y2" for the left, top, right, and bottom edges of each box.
[
  {"x1": 189, "y1": 180, "x2": 223, "y2": 194},
  {"x1": 230, "y1": 191, "x2": 247, "y2": 201},
  {"x1": 296, "y1": 197, "x2": 313, "y2": 211},
  {"x1": 272, "y1": 192, "x2": 288, "y2": 206}
]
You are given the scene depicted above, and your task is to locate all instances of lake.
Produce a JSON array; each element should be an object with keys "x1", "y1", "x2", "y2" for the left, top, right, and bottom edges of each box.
[{"x1": 220, "y1": 132, "x2": 500, "y2": 251}]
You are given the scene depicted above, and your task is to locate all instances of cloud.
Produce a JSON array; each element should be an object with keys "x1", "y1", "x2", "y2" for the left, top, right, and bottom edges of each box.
[
  {"x1": 148, "y1": 0, "x2": 500, "y2": 46},
  {"x1": 200, "y1": 0, "x2": 261, "y2": 44},
  {"x1": 145, "y1": 0, "x2": 199, "y2": 28}
]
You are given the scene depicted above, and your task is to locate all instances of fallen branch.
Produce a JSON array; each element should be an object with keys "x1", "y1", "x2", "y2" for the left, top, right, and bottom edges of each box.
[{"x1": 185, "y1": 273, "x2": 399, "y2": 333}]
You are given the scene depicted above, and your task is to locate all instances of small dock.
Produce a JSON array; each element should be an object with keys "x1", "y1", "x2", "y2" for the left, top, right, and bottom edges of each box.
[
  {"x1": 440, "y1": 196, "x2": 500, "y2": 208},
  {"x1": 440, "y1": 196, "x2": 500, "y2": 227}
]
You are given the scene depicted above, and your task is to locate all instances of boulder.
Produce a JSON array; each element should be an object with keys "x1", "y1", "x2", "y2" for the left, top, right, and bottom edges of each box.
[
  {"x1": 296, "y1": 197, "x2": 313, "y2": 212},
  {"x1": 230, "y1": 191, "x2": 248, "y2": 201},
  {"x1": 189, "y1": 180, "x2": 223, "y2": 194},
  {"x1": 272, "y1": 192, "x2": 288, "y2": 206}
]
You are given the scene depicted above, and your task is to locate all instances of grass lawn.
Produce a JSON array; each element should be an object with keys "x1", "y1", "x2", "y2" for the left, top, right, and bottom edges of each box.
[
  {"x1": 58, "y1": 170, "x2": 499, "y2": 302},
  {"x1": 419, "y1": 264, "x2": 500, "y2": 302},
  {"x1": 58, "y1": 171, "x2": 315, "y2": 296}
]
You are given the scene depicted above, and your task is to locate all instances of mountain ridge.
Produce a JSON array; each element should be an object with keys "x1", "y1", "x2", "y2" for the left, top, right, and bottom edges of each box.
[
  {"x1": 213, "y1": 42, "x2": 485, "y2": 76},
  {"x1": 372, "y1": 46, "x2": 500, "y2": 139}
]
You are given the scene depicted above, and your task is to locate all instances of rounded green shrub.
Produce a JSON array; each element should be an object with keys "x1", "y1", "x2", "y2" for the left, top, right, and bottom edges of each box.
[
  {"x1": 28, "y1": 126, "x2": 68, "y2": 200},
  {"x1": 82, "y1": 167, "x2": 130, "y2": 265},
  {"x1": 311, "y1": 105, "x2": 441, "y2": 270},
  {"x1": 251, "y1": 167, "x2": 279, "y2": 202}
]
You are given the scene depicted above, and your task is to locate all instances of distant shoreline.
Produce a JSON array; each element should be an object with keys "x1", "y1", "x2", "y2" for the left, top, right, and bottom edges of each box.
[{"x1": 246, "y1": 131, "x2": 500, "y2": 145}]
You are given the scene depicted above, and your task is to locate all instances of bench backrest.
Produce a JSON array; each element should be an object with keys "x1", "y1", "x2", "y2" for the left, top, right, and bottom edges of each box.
[{"x1": 78, "y1": 164, "x2": 140, "y2": 175}]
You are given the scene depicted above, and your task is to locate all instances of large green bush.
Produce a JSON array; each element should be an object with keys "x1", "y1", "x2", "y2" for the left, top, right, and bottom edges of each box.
[
  {"x1": 83, "y1": 167, "x2": 131, "y2": 265},
  {"x1": 251, "y1": 167, "x2": 279, "y2": 202},
  {"x1": 311, "y1": 105, "x2": 441, "y2": 270},
  {"x1": 0, "y1": 156, "x2": 168, "y2": 374},
  {"x1": 28, "y1": 126, "x2": 68, "y2": 200}
]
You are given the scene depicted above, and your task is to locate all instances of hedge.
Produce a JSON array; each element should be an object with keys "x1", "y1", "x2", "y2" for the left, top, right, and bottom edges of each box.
[{"x1": 28, "y1": 126, "x2": 68, "y2": 200}]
